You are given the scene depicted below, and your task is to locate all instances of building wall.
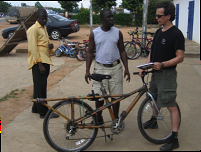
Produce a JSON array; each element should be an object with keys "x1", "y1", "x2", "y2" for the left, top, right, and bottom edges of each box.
[{"x1": 173, "y1": 0, "x2": 200, "y2": 44}]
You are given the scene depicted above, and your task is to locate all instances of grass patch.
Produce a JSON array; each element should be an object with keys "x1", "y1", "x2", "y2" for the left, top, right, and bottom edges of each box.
[{"x1": 0, "y1": 89, "x2": 19, "y2": 102}]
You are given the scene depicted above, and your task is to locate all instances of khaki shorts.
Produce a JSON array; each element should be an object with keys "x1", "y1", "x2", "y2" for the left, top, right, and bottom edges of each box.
[
  {"x1": 149, "y1": 69, "x2": 177, "y2": 108},
  {"x1": 92, "y1": 62, "x2": 123, "y2": 101}
]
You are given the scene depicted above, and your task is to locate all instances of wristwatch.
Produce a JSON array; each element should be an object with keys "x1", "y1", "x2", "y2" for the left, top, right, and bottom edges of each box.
[{"x1": 161, "y1": 62, "x2": 164, "y2": 69}]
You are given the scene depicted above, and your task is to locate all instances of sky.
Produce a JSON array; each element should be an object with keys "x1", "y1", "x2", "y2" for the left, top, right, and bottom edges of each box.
[{"x1": 5, "y1": 0, "x2": 123, "y2": 9}]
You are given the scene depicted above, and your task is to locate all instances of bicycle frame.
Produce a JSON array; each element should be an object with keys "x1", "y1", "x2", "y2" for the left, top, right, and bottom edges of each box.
[
  {"x1": 58, "y1": 43, "x2": 75, "y2": 55},
  {"x1": 32, "y1": 72, "x2": 162, "y2": 129}
]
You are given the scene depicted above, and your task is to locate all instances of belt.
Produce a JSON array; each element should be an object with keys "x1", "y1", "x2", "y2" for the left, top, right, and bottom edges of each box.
[{"x1": 96, "y1": 59, "x2": 120, "y2": 67}]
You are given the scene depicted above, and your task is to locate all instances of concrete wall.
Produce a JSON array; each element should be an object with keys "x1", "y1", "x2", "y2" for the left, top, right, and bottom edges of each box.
[{"x1": 173, "y1": 0, "x2": 200, "y2": 44}]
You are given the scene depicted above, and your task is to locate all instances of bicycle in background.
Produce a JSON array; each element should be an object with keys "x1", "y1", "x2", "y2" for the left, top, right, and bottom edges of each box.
[
  {"x1": 124, "y1": 27, "x2": 155, "y2": 60},
  {"x1": 55, "y1": 38, "x2": 78, "y2": 58}
]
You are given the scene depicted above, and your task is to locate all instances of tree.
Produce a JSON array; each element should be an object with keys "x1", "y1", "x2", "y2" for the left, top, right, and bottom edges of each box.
[
  {"x1": 58, "y1": 1, "x2": 79, "y2": 12},
  {"x1": 21, "y1": 3, "x2": 26, "y2": 7},
  {"x1": 122, "y1": 0, "x2": 143, "y2": 25},
  {"x1": 35, "y1": 1, "x2": 43, "y2": 9},
  {"x1": 0, "y1": 1, "x2": 11, "y2": 13},
  {"x1": 93, "y1": 0, "x2": 117, "y2": 10}
]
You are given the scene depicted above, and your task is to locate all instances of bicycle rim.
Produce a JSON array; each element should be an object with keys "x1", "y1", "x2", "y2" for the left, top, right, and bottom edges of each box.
[
  {"x1": 137, "y1": 97, "x2": 181, "y2": 144},
  {"x1": 43, "y1": 100, "x2": 98, "y2": 152},
  {"x1": 131, "y1": 42, "x2": 142, "y2": 59},
  {"x1": 124, "y1": 42, "x2": 136, "y2": 59}
]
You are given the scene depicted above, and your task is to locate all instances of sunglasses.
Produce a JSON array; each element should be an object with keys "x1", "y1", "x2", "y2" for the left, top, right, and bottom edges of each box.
[{"x1": 155, "y1": 14, "x2": 166, "y2": 18}]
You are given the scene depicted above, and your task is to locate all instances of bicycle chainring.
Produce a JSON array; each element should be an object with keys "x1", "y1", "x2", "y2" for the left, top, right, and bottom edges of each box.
[{"x1": 110, "y1": 119, "x2": 125, "y2": 134}]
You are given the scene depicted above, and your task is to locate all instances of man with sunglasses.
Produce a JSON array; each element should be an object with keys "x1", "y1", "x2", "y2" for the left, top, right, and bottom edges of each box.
[{"x1": 139, "y1": 1, "x2": 185, "y2": 151}]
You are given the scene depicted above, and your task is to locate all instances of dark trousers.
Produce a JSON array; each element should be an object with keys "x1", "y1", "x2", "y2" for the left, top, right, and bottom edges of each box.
[{"x1": 32, "y1": 63, "x2": 50, "y2": 116}]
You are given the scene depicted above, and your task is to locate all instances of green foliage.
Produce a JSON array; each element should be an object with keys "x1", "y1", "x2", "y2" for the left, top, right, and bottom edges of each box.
[
  {"x1": 71, "y1": 8, "x2": 90, "y2": 24},
  {"x1": 122, "y1": 0, "x2": 143, "y2": 13},
  {"x1": 52, "y1": 7, "x2": 64, "y2": 13},
  {"x1": 0, "y1": 1, "x2": 12, "y2": 13},
  {"x1": 21, "y1": 3, "x2": 26, "y2": 7},
  {"x1": 71, "y1": 11, "x2": 132, "y2": 26},
  {"x1": 134, "y1": 8, "x2": 143, "y2": 26},
  {"x1": 58, "y1": 1, "x2": 79, "y2": 12},
  {"x1": 35, "y1": 1, "x2": 43, "y2": 8},
  {"x1": 93, "y1": 0, "x2": 117, "y2": 9},
  {"x1": 113, "y1": 13, "x2": 132, "y2": 25}
]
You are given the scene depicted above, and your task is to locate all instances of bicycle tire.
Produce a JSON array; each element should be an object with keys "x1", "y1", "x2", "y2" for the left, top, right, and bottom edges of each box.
[
  {"x1": 43, "y1": 99, "x2": 98, "y2": 152},
  {"x1": 76, "y1": 49, "x2": 87, "y2": 61},
  {"x1": 124, "y1": 42, "x2": 136, "y2": 59},
  {"x1": 131, "y1": 42, "x2": 142, "y2": 60},
  {"x1": 69, "y1": 50, "x2": 76, "y2": 58},
  {"x1": 137, "y1": 97, "x2": 181, "y2": 144},
  {"x1": 55, "y1": 48, "x2": 62, "y2": 57}
]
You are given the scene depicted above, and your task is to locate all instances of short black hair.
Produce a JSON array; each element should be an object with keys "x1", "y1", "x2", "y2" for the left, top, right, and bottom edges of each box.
[
  {"x1": 37, "y1": 8, "x2": 47, "y2": 18},
  {"x1": 100, "y1": 9, "x2": 111, "y2": 19},
  {"x1": 156, "y1": 1, "x2": 175, "y2": 21}
]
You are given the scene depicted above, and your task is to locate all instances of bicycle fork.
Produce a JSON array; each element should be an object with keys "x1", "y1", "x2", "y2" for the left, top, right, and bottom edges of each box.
[{"x1": 146, "y1": 92, "x2": 163, "y2": 120}]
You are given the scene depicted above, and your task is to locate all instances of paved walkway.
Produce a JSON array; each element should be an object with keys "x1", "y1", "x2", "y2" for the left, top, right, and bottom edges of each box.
[{"x1": 1, "y1": 39, "x2": 201, "y2": 151}]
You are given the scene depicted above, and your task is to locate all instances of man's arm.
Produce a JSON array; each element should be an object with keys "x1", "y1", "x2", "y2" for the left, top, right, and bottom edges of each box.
[
  {"x1": 118, "y1": 31, "x2": 130, "y2": 82},
  {"x1": 85, "y1": 32, "x2": 95, "y2": 84}
]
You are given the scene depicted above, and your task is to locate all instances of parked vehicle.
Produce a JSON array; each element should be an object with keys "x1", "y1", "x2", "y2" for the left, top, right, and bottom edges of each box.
[
  {"x1": 2, "y1": 14, "x2": 80, "y2": 40},
  {"x1": 5, "y1": 6, "x2": 37, "y2": 24}
]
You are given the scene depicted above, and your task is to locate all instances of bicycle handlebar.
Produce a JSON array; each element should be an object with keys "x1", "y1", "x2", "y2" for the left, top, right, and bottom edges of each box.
[{"x1": 133, "y1": 70, "x2": 154, "y2": 84}]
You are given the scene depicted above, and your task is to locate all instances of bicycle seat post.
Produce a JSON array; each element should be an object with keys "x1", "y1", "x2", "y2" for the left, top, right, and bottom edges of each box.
[{"x1": 99, "y1": 81, "x2": 108, "y2": 96}]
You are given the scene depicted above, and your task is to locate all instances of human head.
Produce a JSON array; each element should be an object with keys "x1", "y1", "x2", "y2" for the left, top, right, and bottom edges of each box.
[
  {"x1": 37, "y1": 8, "x2": 47, "y2": 27},
  {"x1": 100, "y1": 9, "x2": 114, "y2": 28},
  {"x1": 156, "y1": 1, "x2": 175, "y2": 22}
]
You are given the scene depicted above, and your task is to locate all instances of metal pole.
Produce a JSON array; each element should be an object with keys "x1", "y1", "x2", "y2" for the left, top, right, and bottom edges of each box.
[
  {"x1": 90, "y1": 0, "x2": 93, "y2": 34},
  {"x1": 142, "y1": 0, "x2": 148, "y2": 47}
]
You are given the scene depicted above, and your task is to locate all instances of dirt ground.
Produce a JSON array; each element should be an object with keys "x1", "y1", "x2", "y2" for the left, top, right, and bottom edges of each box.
[{"x1": 0, "y1": 21, "x2": 156, "y2": 130}]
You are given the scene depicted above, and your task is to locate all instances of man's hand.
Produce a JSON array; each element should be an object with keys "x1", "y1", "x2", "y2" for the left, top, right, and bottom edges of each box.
[
  {"x1": 124, "y1": 70, "x2": 130, "y2": 82},
  {"x1": 151, "y1": 62, "x2": 162, "y2": 70},
  {"x1": 38, "y1": 62, "x2": 46, "y2": 74},
  {"x1": 85, "y1": 72, "x2": 91, "y2": 84},
  {"x1": 48, "y1": 43, "x2": 54, "y2": 50},
  {"x1": 139, "y1": 69, "x2": 147, "y2": 77}
]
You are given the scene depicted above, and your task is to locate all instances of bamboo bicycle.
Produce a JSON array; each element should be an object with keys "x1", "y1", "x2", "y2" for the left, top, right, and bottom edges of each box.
[
  {"x1": 33, "y1": 65, "x2": 181, "y2": 152},
  {"x1": 125, "y1": 27, "x2": 155, "y2": 60}
]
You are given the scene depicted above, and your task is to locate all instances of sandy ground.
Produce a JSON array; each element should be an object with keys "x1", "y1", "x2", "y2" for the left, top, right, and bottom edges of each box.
[{"x1": 0, "y1": 21, "x2": 156, "y2": 130}]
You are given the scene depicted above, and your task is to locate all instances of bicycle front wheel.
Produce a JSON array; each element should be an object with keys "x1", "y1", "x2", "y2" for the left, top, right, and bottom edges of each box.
[
  {"x1": 124, "y1": 42, "x2": 136, "y2": 59},
  {"x1": 76, "y1": 49, "x2": 87, "y2": 61},
  {"x1": 43, "y1": 99, "x2": 98, "y2": 152},
  {"x1": 55, "y1": 48, "x2": 62, "y2": 57},
  {"x1": 137, "y1": 97, "x2": 181, "y2": 144}
]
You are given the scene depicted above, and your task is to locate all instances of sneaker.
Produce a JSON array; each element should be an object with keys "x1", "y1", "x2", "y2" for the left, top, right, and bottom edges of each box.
[
  {"x1": 143, "y1": 116, "x2": 158, "y2": 129},
  {"x1": 159, "y1": 137, "x2": 179, "y2": 151},
  {"x1": 91, "y1": 116, "x2": 104, "y2": 125}
]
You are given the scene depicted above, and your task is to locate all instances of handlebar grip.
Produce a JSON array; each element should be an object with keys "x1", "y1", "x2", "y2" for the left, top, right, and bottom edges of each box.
[{"x1": 133, "y1": 72, "x2": 139, "y2": 75}]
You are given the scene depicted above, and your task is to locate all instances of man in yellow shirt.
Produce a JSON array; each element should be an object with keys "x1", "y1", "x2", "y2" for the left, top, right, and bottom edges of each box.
[{"x1": 27, "y1": 8, "x2": 59, "y2": 118}]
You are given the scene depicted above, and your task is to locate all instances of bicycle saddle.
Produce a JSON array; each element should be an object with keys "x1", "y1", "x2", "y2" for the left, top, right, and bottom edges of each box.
[{"x1": 90, "y1": 74, "x2": 111, "y2": 81}]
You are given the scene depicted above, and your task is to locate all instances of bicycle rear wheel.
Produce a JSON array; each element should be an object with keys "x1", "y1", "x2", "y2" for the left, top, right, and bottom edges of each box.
[
  {"x1": 131, "y1": 42, "x2": 142, "y2": 59},
  {"x1": 137, "y1": 97, "x2": 181, "y2": 144},
  {"x1": 43, "y1": 100, "x2": 98, "y2": 152},
  {"x1": 124, "y1": 42, "x2": 136, "y2": 59}
]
